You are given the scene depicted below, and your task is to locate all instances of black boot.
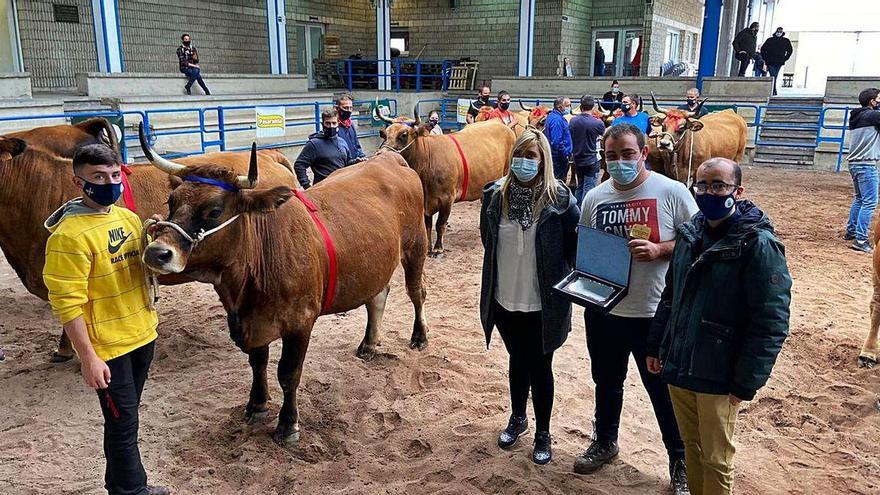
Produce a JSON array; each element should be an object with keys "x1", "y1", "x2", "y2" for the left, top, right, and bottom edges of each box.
[
  {"x1": 573, "y1": 439, "x2": 619, "y2": 474},
  {"x1": 532, "y1": 431, "x2": 552, "y2": 465},
  {"x1": 670, "y1": 458, "x2": 690, "y2": 495},
  {"x1": 497, "y1": 414, "x2": 528, "y2": 449}
]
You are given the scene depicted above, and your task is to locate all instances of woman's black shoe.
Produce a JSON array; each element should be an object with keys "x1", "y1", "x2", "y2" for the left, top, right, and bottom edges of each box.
[
  {"x1": 497, "y1": 414, "x2": 528, "y2": 449},
  {"x1": 532, "y1": 431, "x2": 552, "y2": 465}
]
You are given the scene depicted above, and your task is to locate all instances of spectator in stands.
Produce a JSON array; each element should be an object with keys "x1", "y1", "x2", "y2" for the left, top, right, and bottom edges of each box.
[
  {"x1": 294, "y1": 109, "x2": 355, "y2": 189},
  {"x1": 594, "y1": 42, "x2": 606, "y2": 77},
  {"x1": 678, "y1": 88, "x2": 708, "y2": 118},
  {"x1": 760, "y1": 27, "x2": 794, "y2": 96},
  {"x1": 569, "y1": 95, "x2": 606, "y2": 202},
  {"x1": 487, "y1": 91, "x2": 517, "y2": 130},
  {"x1": 844, "y1": 88, "x2": 880, "y2": 253},
  {"x1": 543, "y1": 97, "x2": 573, "y2": 181},
  {"x1": 732, "y1": 22, "x2": 759, "y2": 77},
  {"x1": 426, "y1": 110, "x2": 444, "y2": 136},
  {"x1": 177, "y1": 34, "x2": 210, "y2": 96},
  {"x1": 601, "y1": 80, "x2": 624, "y2": 111},
  {"x1": 611, "y1": 95, "x2": 651, "y2": 135},
  {"x1": 753, "y1": 48, "x2": 767, "y2": 77},
  {"x1": 335, "y1": 94, "x2": 367, "y2": 162},
  {"x1": 467, "y1": 85, "x2": 495, "y2": 124}
]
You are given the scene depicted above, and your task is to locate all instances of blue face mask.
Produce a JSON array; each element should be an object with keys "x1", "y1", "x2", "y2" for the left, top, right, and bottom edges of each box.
[
  {"x1": 510, "y1": 157, "x2": 541, "y2": 183},
  {"x1": 606, "y1": 159, "x2": 641, "y2": 185},
  {"x1": 695, "y1": 192, "x2": 737, "y2": 221},
  {"x1": 78, "y1": 178, "x2": 123, "y2": 207},
  {"x1": 563, "y1": 107, "x2": 571, "y2": 115}
]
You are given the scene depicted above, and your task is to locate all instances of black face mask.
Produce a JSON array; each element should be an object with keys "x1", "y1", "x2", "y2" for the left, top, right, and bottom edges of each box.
[
  {"x1": 338, "y1": 110, "x2": 352, "y2": 121},
  {"x1": 500, "y1": 101, "x2": 511, "y2": 111},
  {"x1": 621, "y1": 104, "x2": 632, "y2": 113},
  {"x1": 480, "y1": 95, "x2": 490, "y2": 103},
  {"x1": 323, "y1": 126, "x2": 337, "y2": 138},
  {"x1": 686, "y1": 98, "x2": 696, "y2": 106},
  {"x1": 183, "y1": 41, "x2": 191, "y2": 46}
]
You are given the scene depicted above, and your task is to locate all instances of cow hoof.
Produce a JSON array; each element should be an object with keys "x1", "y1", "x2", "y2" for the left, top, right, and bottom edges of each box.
[
  {"x1": 858, "y1": 355, "x2": 877, "y2": 369},
  {"x1": 409, "y1": 339, "x2": 428, "y2": 351},
  {"x1": 50, "y1": 351, "x2": 75, "y2": 363},
  {"x1": 428, "y1": 251, "x2": 445, "y2": 259},
  {"x1": 245, "y1": 407, "x2": 270, "y2": 424},
  {"x1": 273, "y1": 426, "x2": 301, "y2": 446},
  {"x1": 356, "y1": 343, "x2": 378, "y2": 361}
]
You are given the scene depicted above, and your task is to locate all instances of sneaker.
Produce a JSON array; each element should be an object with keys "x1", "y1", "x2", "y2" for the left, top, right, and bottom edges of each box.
[
  {"x1": 532, "y1": 431, "x2": 552, "y2": 465},
  {"x1": 843, "y1": 232, "x2": 856, "y2": 241},
  {"x1": 670, "y1": 458, "x2": 690, "y2": 495},
  {"x1": 573, "y1": 439, "x2": 619, "y2": 474},
  {"x1": 851, "y1": 240, "x2": 873, "y2": 254},
  {"x1": 147, "y1": 486, "x2": 171, "y2": 495},
  {"x1": 497, "y1": 415, "x2": 528, "y2": 450}
]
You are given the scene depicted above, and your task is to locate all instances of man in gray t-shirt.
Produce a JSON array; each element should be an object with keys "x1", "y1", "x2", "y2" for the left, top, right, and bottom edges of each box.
[{"x1": 573, "y1": 124, "x2": 697, "y2": 495}]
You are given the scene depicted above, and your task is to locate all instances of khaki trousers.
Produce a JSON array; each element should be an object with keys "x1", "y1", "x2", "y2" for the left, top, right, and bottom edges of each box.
[{"x1": 669, "y1": 385, "x2": 740, "y2": 495}]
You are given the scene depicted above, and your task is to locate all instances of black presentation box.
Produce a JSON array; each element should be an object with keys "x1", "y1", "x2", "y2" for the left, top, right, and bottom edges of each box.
[{"x1": 553, "y1": 226, "x2": 632, "y2": 313}]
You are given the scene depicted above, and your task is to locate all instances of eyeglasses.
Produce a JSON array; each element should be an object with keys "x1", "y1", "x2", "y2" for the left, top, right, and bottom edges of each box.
[{"x1": 692, "y1": 182, "x2": 739, "y2": 194}]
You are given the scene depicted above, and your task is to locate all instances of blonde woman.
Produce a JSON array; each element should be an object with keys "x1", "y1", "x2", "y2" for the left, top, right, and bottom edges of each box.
[{"x1": 479, "y1": 127, "x2": 580, "y2": 464}]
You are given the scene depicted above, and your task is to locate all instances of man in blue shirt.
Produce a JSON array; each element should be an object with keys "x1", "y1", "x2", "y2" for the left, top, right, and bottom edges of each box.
[
  {"x1": 335, "y1": 94, "x2": 367, "y2": 163},
  {"x1": 611, "y1": 94, "x2": 651, "y2": 135},
  {"x1": 569, "y1": 95, "x2": 606, "y2": 203},
  {"x1": 543, "y1": 96, "x2": 573, "y2": 181}
]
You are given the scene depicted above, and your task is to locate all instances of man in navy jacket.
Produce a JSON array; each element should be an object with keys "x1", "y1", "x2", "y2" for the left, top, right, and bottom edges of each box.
[{"x1": 335, "y1": 94, "x2": 367, "y2": 162}]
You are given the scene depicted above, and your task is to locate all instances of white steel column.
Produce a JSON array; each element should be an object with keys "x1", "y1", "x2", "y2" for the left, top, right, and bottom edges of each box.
[
  {"x1": 376, "y1": 0, "x2": 392, "y2": 90},
  {"x1": 91, "y1": 0, "x2": 124, "y2": 72},
  {"x1": 517, "y1": 0, "x2": 536, "y2": 77},
  {"x1": 267, "y1": 0, "x2": 288, "y2": 74}
]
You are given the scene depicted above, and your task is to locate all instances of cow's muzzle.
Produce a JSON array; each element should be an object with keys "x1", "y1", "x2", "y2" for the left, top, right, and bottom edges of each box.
[{"x1": 143, "y1": 240, "x2": 186, "y2": 274}]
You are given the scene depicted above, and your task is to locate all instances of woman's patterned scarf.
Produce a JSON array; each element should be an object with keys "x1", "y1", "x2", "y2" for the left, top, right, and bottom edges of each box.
[{"x1": 507, "y1": 180, "x2": 539, "y2": 230}]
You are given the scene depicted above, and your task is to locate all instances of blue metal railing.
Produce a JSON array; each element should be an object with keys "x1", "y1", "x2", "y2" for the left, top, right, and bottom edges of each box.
[
  {"x1": 340, "y1": 59, "x2": 452, "y2": 93},
  {"x1": 0, "y1": 99, "x2": 398, "y2": 163}
]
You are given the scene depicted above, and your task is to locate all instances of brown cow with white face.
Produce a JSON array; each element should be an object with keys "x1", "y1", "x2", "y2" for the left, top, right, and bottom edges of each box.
[
  {"x1": 376, "y1": 106, "x2": 515, "y2": 256},
  {"x1": 647, "y1": 92, "x2": 747, "y2": 185},
  {"x1": 139, "y1": 124, "x2": 429, "y2": 445},
  {"x1": 0, "y1": 119, "x2": 295, "y2": 361}
]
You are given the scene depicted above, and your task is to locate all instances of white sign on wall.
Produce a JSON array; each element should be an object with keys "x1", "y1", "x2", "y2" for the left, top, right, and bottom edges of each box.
[{"x1": 457, "y1": 99, "x2": 470, "y2": 124}]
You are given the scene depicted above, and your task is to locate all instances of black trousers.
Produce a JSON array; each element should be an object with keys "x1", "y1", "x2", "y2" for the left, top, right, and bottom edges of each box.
[
  {"x1": 180, "y1": 67, "x2": 210, "y2": 94},
  {"x1": 736, "y1": 54, "x2": 750, "y2": 77},
  {"x1": 584, "y1": 312, "x2": 685, "y2": 461},
  {"x1": 494, "y1": 303, "x2": 555, "y2": 432},
  {"x1": 97, "y1": 341, "x2": 155, "y2": 495}
]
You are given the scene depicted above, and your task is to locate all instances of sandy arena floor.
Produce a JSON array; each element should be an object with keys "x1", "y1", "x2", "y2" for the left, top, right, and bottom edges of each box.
[{"x1": 1, "y1": 167, "x2": 879, "y2": 494}]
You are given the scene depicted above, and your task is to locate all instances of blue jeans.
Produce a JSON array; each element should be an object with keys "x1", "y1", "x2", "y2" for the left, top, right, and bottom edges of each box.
[
  {"x1": 575, "y1": 164, "x2": 599, "y2": 204},
  {"x1": 767, "y1": 64, "x2": 782, "y2": 95},
  {"x1": 552, "y1": 153, "x2": 570, "y2": 181},
  {"x1": 847, "y1": 164, "x2": 878, "y2": 242},
  {"x1": 180, "y1": 67, "x2": 210, "y2": 94}
]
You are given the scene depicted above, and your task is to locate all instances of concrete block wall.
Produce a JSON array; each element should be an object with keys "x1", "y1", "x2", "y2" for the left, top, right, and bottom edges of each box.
[
  {"x1": 288, "y1": 0, "x2": 376, "y2": 70},
  {"x1": 118, "y1": 0, "x2": 270, "y2": 75},
  {"x1": 391, "y1": 0, "x2": 519, "y2": 84},
  {"x1": 560, "y1": 0, "x2": 593, "y2": 78},
  {"x1": 16, "y1": 0, "x2": 97, "y2": 89},
  {"x1": 532, "y1": 1, "x2": 564, "y2": 77},
  {"x1": 590, "y1": 0, "x2": 648, "y2": 76},
  {"x1": 644, "y1": 0, "x2": 703, "y2": 77}
]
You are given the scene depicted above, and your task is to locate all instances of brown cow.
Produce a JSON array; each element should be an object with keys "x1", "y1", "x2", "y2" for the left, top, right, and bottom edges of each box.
[
  {"x1": 647, "y1": 93, "x2": 747, "y2": 186},
  {"x1": 375, "y1": 107, "x2": 515, "y2": 256},
  {"x1": 139, "y1": 126, "x2": 429, "y2": 445},
  {"x1": 474, "y1": 105, "x2": 529, "y2": 135},
  {"x1": 0, "y1": 118, "x2": 295, "y2": 360},
  {"x1": 859, "y1": 213, "x2": 880, "y2": 368}
]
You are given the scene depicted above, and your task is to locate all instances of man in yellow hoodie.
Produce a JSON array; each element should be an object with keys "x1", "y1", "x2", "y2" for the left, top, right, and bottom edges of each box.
[{"x1": 43, "y1": 144, "x2": 169, "y2": 495}]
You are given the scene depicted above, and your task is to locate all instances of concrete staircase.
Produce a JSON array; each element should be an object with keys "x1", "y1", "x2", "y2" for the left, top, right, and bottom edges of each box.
[{"x1": 753, "y1": 96, "x2": 824, "y2": 167}]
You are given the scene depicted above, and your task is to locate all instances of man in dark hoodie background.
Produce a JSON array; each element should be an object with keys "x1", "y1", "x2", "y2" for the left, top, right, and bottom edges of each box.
[
  {"x1": 844, "y1": 88, "x2": 880, "y2": 253},
  {"x1": 294, "y1": 109, "x2": 355, "y2": 189},
  {"x1": 732, "y1": 22, "x2": 759, "y2": 77},
  {"x1": 647, "y1": 157, "x2": 791, "y2": 495},
  {"x1": 760, "y1": 27, "x2": 793, "y2": 96}
]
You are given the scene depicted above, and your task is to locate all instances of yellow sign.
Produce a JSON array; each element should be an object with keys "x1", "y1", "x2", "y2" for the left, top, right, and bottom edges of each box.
[{"x1": 255, "y1": 106, "x2": 286, "y2": 138}]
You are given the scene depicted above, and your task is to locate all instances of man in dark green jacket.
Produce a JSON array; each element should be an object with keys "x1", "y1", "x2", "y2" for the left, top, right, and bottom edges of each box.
[{"x1": 646, "y1": 157, "x2": 791, "y2": 495}]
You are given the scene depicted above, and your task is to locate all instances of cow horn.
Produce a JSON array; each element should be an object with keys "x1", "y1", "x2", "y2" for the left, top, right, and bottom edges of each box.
[
  {"x1": 598, "y1": 105, "x2": 612, "y2": 117},
  {"x1": 571, "y1": 106, "x2": 582, "y2": 116},
  {"x1": 412, "y1": 103, "x2": 421, "y2": 125},
  {"x1": 650, "y1": 92, "x2": 668, "y2": 116},
  {"x1": 235, "y1": 142, "x2": 258, "y2": 189},
  {"x1": 373, "y1": 98, "x2": 395, "y2": 125},
  {"x1": 138, "y1": 122, "x2": 187, "y2": 176},
  {"x1": 690, "y1": 97, "x2": 708, "y2": 118},
  {"x1": 518, "y1": 100, "x2": 533, "y2": 111}
]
